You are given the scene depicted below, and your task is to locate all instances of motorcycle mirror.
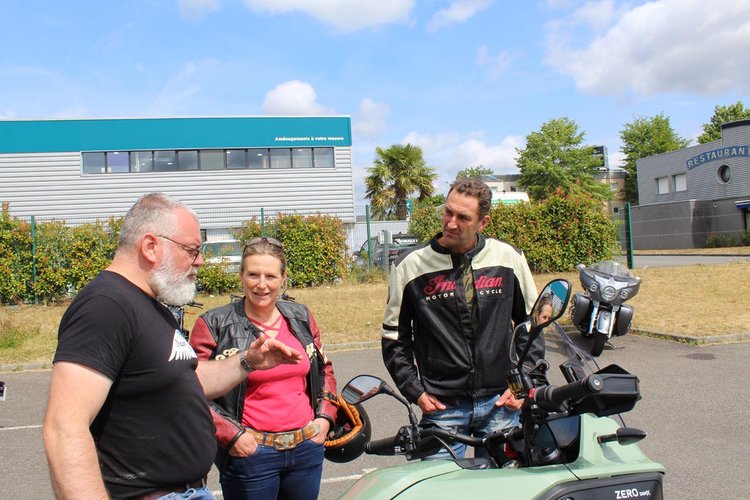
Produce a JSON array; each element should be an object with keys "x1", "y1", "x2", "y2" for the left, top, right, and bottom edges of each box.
[
  {"x1": 342, "y1": 375, "x2": 384, "y2": 405},
  {"x1": 515, "y1": 279, "x2": 573, "y2": 371},
  {"x1": 530, "y1": 279, "x2": 572, "y2": 329}
]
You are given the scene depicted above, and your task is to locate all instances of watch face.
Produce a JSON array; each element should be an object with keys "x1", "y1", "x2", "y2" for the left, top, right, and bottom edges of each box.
[{"x1": 240, "y1": 353, "x2": 253, "y2": 372}]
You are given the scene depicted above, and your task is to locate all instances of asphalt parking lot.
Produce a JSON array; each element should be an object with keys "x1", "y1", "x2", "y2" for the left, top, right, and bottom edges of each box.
[{"x1": 2, "y1": 332, "x2": 748, "y2": 499}]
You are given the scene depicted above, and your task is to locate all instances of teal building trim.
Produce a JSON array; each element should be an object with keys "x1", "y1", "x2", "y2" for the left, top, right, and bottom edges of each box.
[{"x1": 0, "y1": 116, "x2": 352, "y2": 153}]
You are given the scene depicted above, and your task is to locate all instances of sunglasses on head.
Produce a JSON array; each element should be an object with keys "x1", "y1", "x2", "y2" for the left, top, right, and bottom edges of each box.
[{"x1": 245, "y1": 236, "x2": 284, "y2": 251}]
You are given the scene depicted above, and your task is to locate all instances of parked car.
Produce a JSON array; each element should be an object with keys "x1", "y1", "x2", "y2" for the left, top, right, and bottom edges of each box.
[
  {"x1": 203, "y1": 240, "x2": 243, "y2": 273},
  {"x1": 353, "y1": 233, "x2": 421, "y2": 267}
]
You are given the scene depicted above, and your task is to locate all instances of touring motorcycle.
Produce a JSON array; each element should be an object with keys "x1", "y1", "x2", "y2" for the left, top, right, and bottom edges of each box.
[
  {"x1": 570, "y1": 261, "x2": 642, "y2": 356},
  {"x1": 338, "y1": 279, "x2": 664, "y2": 499}
]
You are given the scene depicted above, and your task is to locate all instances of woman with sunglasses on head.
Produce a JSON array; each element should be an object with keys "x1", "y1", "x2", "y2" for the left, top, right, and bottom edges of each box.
[{"x1": 189, "y1": 237, "x2": 338, "y2": 500}]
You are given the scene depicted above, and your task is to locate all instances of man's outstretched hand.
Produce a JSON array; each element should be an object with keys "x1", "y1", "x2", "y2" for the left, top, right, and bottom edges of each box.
[{"x1": 245, "y1": 335, "x2": 303, "y2": 370}]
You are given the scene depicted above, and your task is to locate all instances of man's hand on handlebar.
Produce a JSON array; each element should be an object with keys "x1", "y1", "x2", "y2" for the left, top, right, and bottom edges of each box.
[
  {"x1": 417, "y1": 392, "x2": 447, "y2": 414},
  {"x1": 496, "y1": 388, "x2": 523, "y2": 411}
]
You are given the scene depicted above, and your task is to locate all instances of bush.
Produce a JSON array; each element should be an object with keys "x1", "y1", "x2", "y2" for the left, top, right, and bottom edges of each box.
[
  {"x1": 704, "y1": 233, "x2": 737, "y2": 248},
  {"x1": 0, "y1": 204, "x2": 33, "y2": 303},
  {"x1": 197, "y1": 261, "x2": 240, "y2": 295},
  {"x1": 409, "y1": 204, "x2": 443, "y2": 242},
  {"x1": 234, "y1": 213, "x2": 350, "y2": 287},
  {"x1": 408, "y1": 193, "x2": 618, "y2": 272},
  {"x1": 741, "y1": 231, "x2": 750, "y2": 246}
]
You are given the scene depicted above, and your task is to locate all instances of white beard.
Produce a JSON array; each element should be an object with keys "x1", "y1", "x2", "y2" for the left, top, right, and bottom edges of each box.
[{"x1": 149, "y1": 249, "x2": 197, "y2": 305}]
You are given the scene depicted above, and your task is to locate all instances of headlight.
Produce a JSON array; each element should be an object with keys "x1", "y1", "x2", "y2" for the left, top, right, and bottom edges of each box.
[
  {"x1": 601, "y1": 286, "x2": 617, "y2": 301},
  {"x1": 589, "y1": 282, "x2": 599, "y2": 293},
  {"x1": 620, "y1": 289, "x2": 629, "y2": 300}
]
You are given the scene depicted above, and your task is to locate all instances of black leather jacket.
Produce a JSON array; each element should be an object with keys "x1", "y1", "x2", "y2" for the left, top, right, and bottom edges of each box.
[{"x1": 190, "y1": 298, "x2": 337, "y2": 471}]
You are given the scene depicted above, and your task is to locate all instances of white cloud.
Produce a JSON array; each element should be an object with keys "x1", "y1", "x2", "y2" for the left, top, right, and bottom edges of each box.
[
  {"x1": 428, "y1": 0, "x2": 492, "y2": 32},
  {"x1": 477, "y1": 46, "x2": 519, "y2": 79},
  {"x1": 353, "y1": 98, "x2": 389, "y2": 140},
  {"x1": 178, "y1": 0, "x2": 221, "y2": 20},
  {"x1": 151, "y1": 61, "x2": 215, "y2": 114},
  {"x1": 261, "y1": 80, "x2": 335, "y2": 115},
  {"x1": 545, "y1": 0, "x2": 750, "y2": 96},
  {"x1": 400, "y1": 130, "x2": 522, "y2": 192},
  {"x1": 243, "y1": 0, "x2": 414, "y2": 31}
]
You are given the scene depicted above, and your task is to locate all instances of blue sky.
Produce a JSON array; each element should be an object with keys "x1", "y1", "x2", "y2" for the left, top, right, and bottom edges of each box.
[{"x1": 1, "y1": 0, "x2": 748, "y2": 201}]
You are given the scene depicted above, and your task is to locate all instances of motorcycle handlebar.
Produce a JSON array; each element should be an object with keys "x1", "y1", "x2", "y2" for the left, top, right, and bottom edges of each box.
[
  {"x1": 364, "y1": 436, "x2": 399, "y2": 456},
  {"x1": 532, "y1": 374, "x2": 603, "y2": 411}
]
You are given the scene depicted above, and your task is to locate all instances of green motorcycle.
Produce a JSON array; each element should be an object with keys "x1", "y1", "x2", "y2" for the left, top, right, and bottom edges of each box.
[{"x1": 338, "y1": 279, "x2": 665, "y2": 499}]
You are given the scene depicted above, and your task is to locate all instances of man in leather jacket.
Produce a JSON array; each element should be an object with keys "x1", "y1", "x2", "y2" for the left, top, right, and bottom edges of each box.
[{"x1": 381, "y1": 177, "x2": 539, "y2": 459}]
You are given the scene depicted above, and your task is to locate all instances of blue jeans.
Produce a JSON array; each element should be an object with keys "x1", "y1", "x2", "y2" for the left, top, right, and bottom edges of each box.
[
  {"x1": 155, "y1": 487, "x2": 215, "y2": 499},
  {"x1": 420, "y1": 394, "x2": 519, "y2": 460},
  {"x1": 220, "y1": 439, "x2": 325, "y2": 500}
]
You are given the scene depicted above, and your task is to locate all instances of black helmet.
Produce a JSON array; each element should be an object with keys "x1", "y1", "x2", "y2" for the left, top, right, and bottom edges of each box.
[{"x1": 324, "y1": 394, "x2": 371, "y2": 463}]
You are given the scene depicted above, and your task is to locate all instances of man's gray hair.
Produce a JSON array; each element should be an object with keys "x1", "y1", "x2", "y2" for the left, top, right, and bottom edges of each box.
[{"x1": 117, "y1": 193, "x2": 198, "y2": 251}]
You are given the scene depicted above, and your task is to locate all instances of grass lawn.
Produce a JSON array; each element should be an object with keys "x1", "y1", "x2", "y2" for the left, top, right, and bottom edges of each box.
[{"x1": 2, "y1": 260, "x2": 749, "y2": 366}]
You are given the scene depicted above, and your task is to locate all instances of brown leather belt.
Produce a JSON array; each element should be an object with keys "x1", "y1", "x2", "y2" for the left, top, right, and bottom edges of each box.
[
  {"x1": 246, "y1": 421, "x2": 320, "y2": 451},
  {"x1": 137, "y1": 477, "x2": 207, "y2": 500}
]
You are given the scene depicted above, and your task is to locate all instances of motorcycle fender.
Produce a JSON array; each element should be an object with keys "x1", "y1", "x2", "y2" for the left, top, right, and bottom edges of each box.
[
  {"x1": 596, "y1": 310, "x2": 613, "y2": 337},
  {"x1": 338, "y1": 460, "x2": 461, "y2": 499}
]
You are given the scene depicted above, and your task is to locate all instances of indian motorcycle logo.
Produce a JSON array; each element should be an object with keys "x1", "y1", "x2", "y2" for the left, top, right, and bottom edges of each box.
[{"x1": 423, "y1": 275, "x2": 504, "y2": 302}]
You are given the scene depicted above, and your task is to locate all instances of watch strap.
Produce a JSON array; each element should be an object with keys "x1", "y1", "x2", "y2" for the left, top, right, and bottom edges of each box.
[{"x1": 239, "y1": 351, "x2": 254, "y2": 372}]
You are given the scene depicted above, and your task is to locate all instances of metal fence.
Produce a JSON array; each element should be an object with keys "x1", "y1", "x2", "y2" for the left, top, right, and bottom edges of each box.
[{"x1": 20, "y1": 205, "x2": 410, "y2": 259}]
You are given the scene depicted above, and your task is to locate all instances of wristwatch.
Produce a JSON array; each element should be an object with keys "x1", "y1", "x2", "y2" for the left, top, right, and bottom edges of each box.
[{"x1": 239, "y1": 351, "x2": 254, "y2": 372}]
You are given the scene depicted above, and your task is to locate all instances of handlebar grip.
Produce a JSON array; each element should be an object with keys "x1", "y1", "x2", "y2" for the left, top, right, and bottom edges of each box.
[
  {"x1": 364, "y1": 436, "x2": 399, "y2": 456},
  {"x1": 532, "y1": 374, "x2": 603, "y2": 411}
]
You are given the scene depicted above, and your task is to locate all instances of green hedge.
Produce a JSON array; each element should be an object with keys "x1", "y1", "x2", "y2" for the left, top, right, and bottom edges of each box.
[
  {"x1": 409, "y1": 193, "x2": 618, "y2": 272},
  {"x1": 233, "y1": 213, "x2": 350, "y2": 287},
  {"x1": 0, "y1": 205, "x2": 121, "y2": 304}
]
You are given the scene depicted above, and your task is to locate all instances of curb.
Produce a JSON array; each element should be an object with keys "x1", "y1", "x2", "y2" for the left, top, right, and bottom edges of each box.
[{"x1": 630, "y1": 329, "x2": 750, "y2": 345}]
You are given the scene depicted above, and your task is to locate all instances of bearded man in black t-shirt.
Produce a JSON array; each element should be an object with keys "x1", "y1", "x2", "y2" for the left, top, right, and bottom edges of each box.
[{"x1": 43, "y1": 193, "x2": 303, "y2": 500}]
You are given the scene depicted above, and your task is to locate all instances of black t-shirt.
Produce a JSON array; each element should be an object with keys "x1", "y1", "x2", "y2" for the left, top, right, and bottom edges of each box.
[{"x1": 54, "y1": 271, "x2": 215, "y2": 499}]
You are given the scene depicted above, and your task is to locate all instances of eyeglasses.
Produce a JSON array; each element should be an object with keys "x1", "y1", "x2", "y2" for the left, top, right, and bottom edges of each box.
[
  {"x1": 245, "y1": 236, "x2": 284, "y2": 251},
  {"x1": 158, "y1": 235, "x2": 203, "y2": 264}
]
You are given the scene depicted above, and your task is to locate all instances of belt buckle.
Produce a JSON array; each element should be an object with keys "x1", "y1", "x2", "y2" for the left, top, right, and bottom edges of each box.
[{"x1": 274, "y1": 432, "x2": 297, "y2": 451}]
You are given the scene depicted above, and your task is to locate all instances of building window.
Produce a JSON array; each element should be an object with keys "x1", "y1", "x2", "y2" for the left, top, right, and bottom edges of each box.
[
  {"x1": 200, "y1": 150, "x2": 224, "y2": 170},
  {"x1": 269, "y1": 149, "x2": 291, "y2": 169},
  {"x1": 292, "y1": 148, "x2": 313, "y2": 168},
  {"x1": 656, "y1": 176, "x2": 669, "y2": 194},
  {"x1": 313, "y1": 147, "x2": 334, "y2": 168},
  {"x1": 717, "y1": 164, "x2": 732, "y2": 184},
  {"x1": 81, "y1": 146, "x2": 334, "y2": 173},
  {"x1": 673, "y1": 173, "x2": 687, "y2": 192},
  {"x1": 106, "y1": 151, "x2": 129, "y2": 173},
  {"x1": 154, "y1": 151, "x2": 178, "y2": 171},
  {"x1": 226, "y1": 149, "x2": 247, "y2": 169},
  {"x1": 248, "y1": 148, "x2": 269, "y2": 169},
  {"x1": 131, "y1": 151, "x2": 154, "y2": 172},
  {"x1": 177, "y1": 150, "x2": 199, "y2": 171},
  {"x1": 82, "y1": 152, "x2": 106, "y2": 174}
]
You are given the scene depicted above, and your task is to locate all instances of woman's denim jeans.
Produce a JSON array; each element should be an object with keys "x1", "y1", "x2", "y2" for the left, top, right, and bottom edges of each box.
[
  {"x1": 220, "y1": 439, "x2": 325, "y2": 500},
  {"x1": 419, "y1": 393, "x2": 519, "y2": 460}
]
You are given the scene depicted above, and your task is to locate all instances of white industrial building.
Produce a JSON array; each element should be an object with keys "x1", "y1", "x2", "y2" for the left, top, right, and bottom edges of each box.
[{"x1": 0, "y1": 116, "x2": 355, "y2": 242}]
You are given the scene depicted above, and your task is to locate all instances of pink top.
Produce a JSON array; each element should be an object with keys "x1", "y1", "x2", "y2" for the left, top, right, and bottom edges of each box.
[{"x1": 241, "y1": 316, "x2": 313, "y2": 432}]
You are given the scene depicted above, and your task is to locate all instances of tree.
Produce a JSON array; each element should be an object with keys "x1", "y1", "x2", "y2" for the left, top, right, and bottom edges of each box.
[
  {"x1": 516, "y1": 117, "x2": 610, "y2": 201},
  {"x1": 365, "y1": 144, "x2": 437, "y2": 220},
  {"x1": 619, "y1": 113, "x2": 689, "y2": 204},
  {"x1": 697, "y1": 101, "x2": 750, "y2": 143},
  {"x1": 454, "y1": 165, "x2": 493, "y2": 181}
]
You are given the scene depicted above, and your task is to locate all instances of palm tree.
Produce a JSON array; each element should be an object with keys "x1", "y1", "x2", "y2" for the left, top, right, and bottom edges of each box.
[{"x1": 365, "y1": 144, "x2": 437, "y2": 220}]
